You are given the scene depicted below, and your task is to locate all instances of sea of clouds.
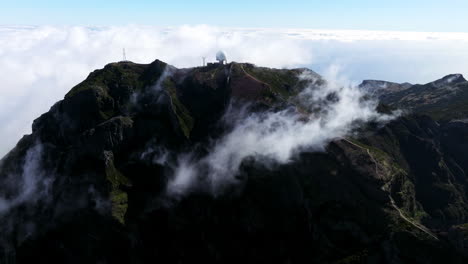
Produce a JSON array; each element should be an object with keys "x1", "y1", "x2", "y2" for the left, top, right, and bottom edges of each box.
[{"x1": 1, "y1": 25, "x2": 468, "y2": 157}]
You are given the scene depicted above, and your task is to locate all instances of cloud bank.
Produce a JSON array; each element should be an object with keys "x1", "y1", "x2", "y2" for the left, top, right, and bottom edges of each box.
[{"x1": 1, "y1": 25, "x2": 468, "y2": 157}]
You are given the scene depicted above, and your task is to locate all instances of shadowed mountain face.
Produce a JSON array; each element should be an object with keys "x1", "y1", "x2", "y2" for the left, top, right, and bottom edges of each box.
[
  {"x1": 1, "y1": 60, "x2": 468, "y2": 264},
  {"x1": 361, "y1": 74, "x2": 468, "y2": 121}
]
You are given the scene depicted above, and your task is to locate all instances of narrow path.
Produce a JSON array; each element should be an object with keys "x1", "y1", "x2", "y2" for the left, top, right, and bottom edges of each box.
[
  {"x1": 240, "y1": 64, "x2": 271, "y2": 88},
  {"x1": 387, "y1": 193, "x2": 439, "y2": 240},
  {"x1": 342, "y1": 139, "x2": 380, "y2": 177},
  {"x1": 342, "y1": 138, "x2": 439, "y2": 240},
  {"x1": 239, "y1": 64, "x2": 288, "y2": 102}
]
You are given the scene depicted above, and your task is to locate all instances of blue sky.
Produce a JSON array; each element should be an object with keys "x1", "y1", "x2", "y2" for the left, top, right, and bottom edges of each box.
[{"x1": 1, "y1": 0, "x2": 467, "y2": 31}]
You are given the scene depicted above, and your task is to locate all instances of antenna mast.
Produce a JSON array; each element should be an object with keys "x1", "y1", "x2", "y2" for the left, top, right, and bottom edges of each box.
[
  {"x1": 123, "y1": 48, "x2": 127, "y2": 61},
  {"x1": 202, "y1": 57, "x2": 206, "y2": 66}
]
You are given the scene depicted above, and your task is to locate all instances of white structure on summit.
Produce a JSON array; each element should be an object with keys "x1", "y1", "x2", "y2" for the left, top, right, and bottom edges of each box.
[
  {"x1": 205, "y1": 51, "x2": 227, "y2": 66},
  {"x1": 216, "y1": 51, "x2": 227, "y2": 64}
]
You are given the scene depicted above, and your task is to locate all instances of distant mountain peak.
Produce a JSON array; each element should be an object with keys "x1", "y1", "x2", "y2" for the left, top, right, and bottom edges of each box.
[
  {"x1": 358, "y1": 79, "x2": 412, "y2": 95},
  {"x1": 430, "y1": 73, "x2": 466, "y2": 87}
]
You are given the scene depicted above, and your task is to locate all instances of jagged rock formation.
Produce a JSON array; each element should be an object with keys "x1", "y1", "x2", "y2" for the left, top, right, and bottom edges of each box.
[{"x1": 1, "y1": 60, "x2": 468, "y2": 263}]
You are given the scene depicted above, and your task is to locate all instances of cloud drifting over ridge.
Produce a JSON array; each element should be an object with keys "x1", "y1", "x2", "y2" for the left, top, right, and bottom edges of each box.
[
  {"x1": 166, "y1": 69, "x2": 397, "y2": 196},
  {"x1": 1, "y1": 25, "x2": 468, "y2": 157}
]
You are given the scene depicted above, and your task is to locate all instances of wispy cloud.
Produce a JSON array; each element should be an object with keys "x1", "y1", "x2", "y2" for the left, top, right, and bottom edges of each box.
[
  {"x1": 0, "y1": 143, "x2": 53, "y2": 214},
  {"x1": 166, "y1": 69, "x2": 397, "y2": 196}
]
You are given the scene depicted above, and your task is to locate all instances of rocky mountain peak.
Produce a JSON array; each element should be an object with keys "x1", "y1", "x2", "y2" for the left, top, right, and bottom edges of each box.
[{"x1": 430, "y1": 73, "x2": 466, "y2": 87}]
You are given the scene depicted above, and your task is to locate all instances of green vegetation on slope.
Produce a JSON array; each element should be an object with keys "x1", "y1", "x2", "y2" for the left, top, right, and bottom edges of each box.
[
  {"x1": 104, "y1": 151, "x2": 131, "y2": 224},
  {"x1": 66, "y1": 62, "x2": 146, "y2": 98},
  {"x1": 163, "y1": 79, "x2": 194, "y2": 138},
  {"x1": 241, "y1": 64, "x2": 301, "y2": 98}
]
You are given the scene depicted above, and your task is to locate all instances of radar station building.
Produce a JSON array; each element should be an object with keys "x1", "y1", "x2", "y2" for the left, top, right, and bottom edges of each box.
[{"x1": 206, "y1": 51, "x2": 227, "y2": 66}]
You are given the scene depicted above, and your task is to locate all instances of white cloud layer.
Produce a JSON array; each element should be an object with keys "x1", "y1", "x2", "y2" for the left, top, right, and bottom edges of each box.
[{"x1": 1, "y1": 25, "x2": 468, "y2": 157}]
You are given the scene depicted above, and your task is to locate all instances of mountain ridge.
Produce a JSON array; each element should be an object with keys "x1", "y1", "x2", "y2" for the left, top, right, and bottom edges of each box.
[{"x1": 1, "y1": 60, "x2": 468, "y2": 263}]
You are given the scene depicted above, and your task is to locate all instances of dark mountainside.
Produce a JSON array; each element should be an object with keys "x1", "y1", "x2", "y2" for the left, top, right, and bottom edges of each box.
[{"x1": 1, "y1": 59, "x2": 468, "y2": 264}]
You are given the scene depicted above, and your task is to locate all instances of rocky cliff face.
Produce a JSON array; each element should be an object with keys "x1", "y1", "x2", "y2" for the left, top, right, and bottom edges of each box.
[{"x1": 1, "y1": 60, "x2": 468, "y2": 264}]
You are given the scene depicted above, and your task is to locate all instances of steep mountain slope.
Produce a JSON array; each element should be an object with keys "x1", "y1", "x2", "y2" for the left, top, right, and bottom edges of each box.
[
  {"x1": 1, "y1": 60, "x2": 468, "y2": 264},
  {"x1": 362, "y1": 74, "x2": 468, "y2": 121}
]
